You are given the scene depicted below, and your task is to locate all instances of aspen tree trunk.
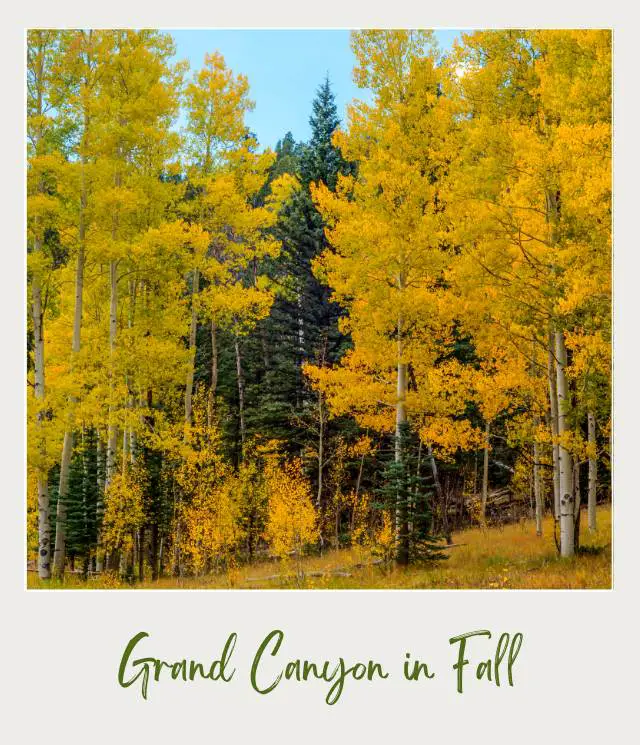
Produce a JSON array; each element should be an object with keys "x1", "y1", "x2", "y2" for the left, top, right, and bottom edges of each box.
[
  {"x1": 426, "y1": 442, "x2": 447, "y2": 540},
  {"x1": 480, "y1": 420, "x2": 490, "y2": 525},
  {"x1": 207, "y1": 319, "x2": 218, "y2": 427},
  {"x1": 53, "y1": 431, "x2": 73, "y2": 575},
  {"x1": 409, "y1": 439, "x2": 422, "y2": 537},
  {"x1": 355, "y1": 450, "x2": 366, "y2": 499},
  {"x1": 573, "y1": 459, "x2": 582, "y2": 551},
  {"x1": 316, "y1": 392, "x2": 324, "y2": 508},
  {"x1": 588, "y1": 411, "x2": 597, "y2": 531},
  {"x1": 126, "y1": 279, "x2": 137, "y2": 465},
  {"x1": 106, "y1": 259, "x2": 118, "y2": 485},
  {"x1": 151, "y1": 523, "x2": 159, "y2": 581},
  {"x1": 295, "y1": 291, "x2": 305, "y2": 408},
  {"x1": 545, "y1": 182, "x2": 562, "y2": 526},
  {"x1": 555, "y1": 330, "x2": 574, "y2": 557},
  {"x1": 297, "y1": 293, "x2": 305, "y2": 356},
  {"x1": 533, "y1": 423, "x2": 543, "y2": 536},
  {"x1": 138, "y1": 526, "x2": 145, "y2": 582},
  {"x1": 184, "y1": 268, "x2": 199, "y2": 426},
  {"x1": 30, "y1": 40, "x2": 50, "y2": 580},
  {"x1": 547, "y1": 337, "x2": 561, "y2": 520},
  {"x1": 53, "y1": 166, "x2": 87, "y2": 576},
  {"x1": 129, "y1": 427, "x2": 137, "y2": 466},
  {"x1": 395, "y1": 314, "x2": 409, "y2": 565},
  {"x1": 474, "y1": 449, "x2": 479, "y2": 494},
  {"x1": 32, "y1": 272, "x2": 50, "y2": 579},
  {"x1": 122, "y1": 429, "x2": 129, "y2": 471},
  {"x1": 95, "y1": 435, "x2": 105, "y2": 572},
  {"x1": 234, "y1": 333, "x2": 246, "y2": 456}
]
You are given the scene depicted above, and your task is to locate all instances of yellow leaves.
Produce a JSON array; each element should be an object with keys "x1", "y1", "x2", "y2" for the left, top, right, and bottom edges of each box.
[
  {"x1": 266, "y1": 172, "x2": 300, "y2": 212},
  {"x1": 202, "y1": 284, "x2": 273, "y2": 334},
  {"x1": 419, "y1": 418, "x2": 484, "y2": 459},
  {"x1": 184, "y1": 51, "x2": 254, "y2": 173},
  {"x1": 304, "y1": 353, "x2": 395, "y2": 433},
  {"x1": 348, "y1": 435, "x2": 375, "y2": 458},
  {"x1": 565, "y1": 329, "x2": 611, "y2": 381},
  {"x1": 177, "y1": 480, "x2": 241, "y2": 574},
  {"x1": 263, "y1": 458, "x2": 317, "y2": 559},
  {"x1": 351, "y1": 30, "x2": 438, "y2": 107},
  {"x1": 370, "y1": 511, "x2": 395, "y2": 564},
  {"x1": 171, "y1": 395, "x2": 242, "y2": 573},
  {"x1": 102, "y1": 469, "x2": 146, "y2": 552},
  {"x1": 532, "y1": 30, "x2": 611, "y2": 126},
  {"x1": 135, "y1": 220, "x2": 209, "y2": 274}
]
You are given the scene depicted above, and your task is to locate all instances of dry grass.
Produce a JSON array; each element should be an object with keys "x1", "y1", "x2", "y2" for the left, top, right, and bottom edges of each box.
[{"x1": 28, "y1": 505, "x2": 611, "y2": 590}]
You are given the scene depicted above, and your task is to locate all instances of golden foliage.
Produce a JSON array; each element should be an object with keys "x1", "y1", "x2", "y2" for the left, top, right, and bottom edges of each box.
[
  {"x1": 101, "y1": 469, "x2": 145, "y2": 553},
  {"x1": 263, "y1": 458, "x2": 318, "y2": 559}
]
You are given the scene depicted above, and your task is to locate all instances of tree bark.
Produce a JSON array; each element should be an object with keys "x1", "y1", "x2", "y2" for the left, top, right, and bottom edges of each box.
[
  {"x1": 106, "y1": 259, "x2": 118, "y2": 485},
  {"x1": 53, "y1": 167, "x2": 87, "y2": 576},
  {"x1": 95, "y1": 434, "x2": 105, "y2": 572},
  {"x1": 184, "y1": 268, "x2": 199, "y2": 426},
  {"x1": 234, "y1": 333, "x2": 246, "y2": 456},
  {"x1": 533, "y1": 422, "x2": 543, "y2": 536},
  {"x1": 32, "y1": 272, "x2": 50, "y2": 579},
  {"x1": 588, "y1": 411, "x2": 597, "y2": 531},
  {"x1": 52, "y1": 431, "x2": 73, "y2": 575},
  {"x1": 138, "y1": 526, "x2": 145, "y2": 582},
  {"x1": 480, "y1": 419, "x2": 491, "y2": 525},
  {"x1": 395, "y1": 315, "x2": 409, "y2": 565},
  {"x1": 30, "y1": 35, "x2": 50, "y2": 580},
  {"x1": 151, "y1": 522, "x2": 159, "y2": 581},
  {"x1": 555, "y1": 330, "x2": 574, "y2": 557},
  {"x1": 573, "y1": 458, "x2": 582, "y2": 552},
  {"x1": 547, "y1": 334, "x2": 561, "y2": 520},
  {"x1": 316, "y1": 391, "x2": 324, "y2": 508},
  {"x1": 207, "y1": 319, "x2": 218, "y2": 427},
  {"x1": 426, "y1": 442, "x2": 449, "y2": 543}
]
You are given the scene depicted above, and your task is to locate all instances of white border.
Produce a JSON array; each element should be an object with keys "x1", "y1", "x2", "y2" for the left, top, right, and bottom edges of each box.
[{"x1": 3, "y1": 3, "x2": 638, "y2": 742}]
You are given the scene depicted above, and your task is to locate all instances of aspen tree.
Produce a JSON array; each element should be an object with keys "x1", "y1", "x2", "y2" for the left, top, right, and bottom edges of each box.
[
  {"x1": 587, "y1": 412, "x2": 597, "y2": 531},
  {"x1": 309, "y1": 31, "x2": 463, "y2": 562},
  {"x1": 449, "y1": 30, "x2": 610, "y2": 555},
  {"x1": 52, "y1": 30, "x2": 103, "y2": 576},
  {"x1": 91, "y1": 31, "x2": 182, "y2": 569},
  {"x1": 27, "y1": 30, "x2": 64, "y2": 579},
  {"x1": 182, "y1": 52, "x2": 254, "y2": 427}
]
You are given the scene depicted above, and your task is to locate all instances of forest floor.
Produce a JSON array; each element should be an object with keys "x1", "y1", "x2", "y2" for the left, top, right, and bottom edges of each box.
[{"x1": 28, "y1": 505, "x2": 612, "y2": 590}]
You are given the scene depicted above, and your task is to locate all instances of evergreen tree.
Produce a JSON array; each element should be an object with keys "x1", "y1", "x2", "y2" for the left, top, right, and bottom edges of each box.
[
  {"x1": 252, "y1": 79, "x2": 352, "y2": 453},
  {"x1": 64, "y1": 429, "x2": 99, "y2": 574},
  {"x1": 375, "y1": 423, "x2": 448, "y2": 565}
]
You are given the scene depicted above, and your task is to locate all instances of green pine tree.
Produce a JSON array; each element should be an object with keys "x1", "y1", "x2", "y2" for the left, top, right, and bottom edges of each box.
[{"x1": 375, "y1": 423, "x2": 448, "y2": 565}]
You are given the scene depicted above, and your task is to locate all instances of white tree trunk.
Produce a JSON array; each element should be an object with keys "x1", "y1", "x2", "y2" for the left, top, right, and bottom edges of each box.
[
  {"x1": 234, "y1": 333, "x2": 246, "y2": 455},
  {"x1": 533, "y1": 428, "x2": 543, "y2": 536},
  {"x1": 573, "y1": 458, "x2": 582, "y2": 540},
  {"x1": 480, "y1": 419, "x2": 490, "y2": 525},
  {"x1": 32, "y1": 272, "x2": 50, "y2": 579},
  {"x1": 52, "y1": 431, "x2": 73, "y2": 575},
  {"x1": 547, "y1": 336, "x2": 561, "y2": 521},
  {"x1": 588, "y1": 411, "x2": 597, "y2": 531},
  {"x1": 184, "y1": 268, "x2": 199, "y2": 425},
  {"x1": 95, "y1": 434, "x2": 105, "y2": 572},
  {"x1": 30, "y1": 37, "x2": 51, "y2": 580},
  {"x1": 207, "y1": 319, "x2": 218, "y2": 427},
  {"x1": 106, "y1": 259, "x2": 118, "y2": 485},
  {"x1": 297, "y1": 292, "x2": 305, "y2": 357},
  {"x1": 316, "y1": 392, "x2": 324, "y2": 508},
  {"x1": 555, "y1": 330, "x2": 574, "y2": 557},
  {"x1": 395, "y1": 313, "x2": 408, "y2": 563},
  {"x1": 53, "y1": 228, "x2": 85, "y2": 575}
]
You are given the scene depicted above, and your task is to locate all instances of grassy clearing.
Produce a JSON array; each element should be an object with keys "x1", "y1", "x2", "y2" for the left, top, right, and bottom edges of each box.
[{"x1": 28, "y1": 505, "x2": 611, "y2": 590}]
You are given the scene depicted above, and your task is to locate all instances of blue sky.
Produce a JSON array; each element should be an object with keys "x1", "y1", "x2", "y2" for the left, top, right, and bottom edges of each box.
[{"x1": 171, "y1": 30, "x2": 462, "y2": 150}]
